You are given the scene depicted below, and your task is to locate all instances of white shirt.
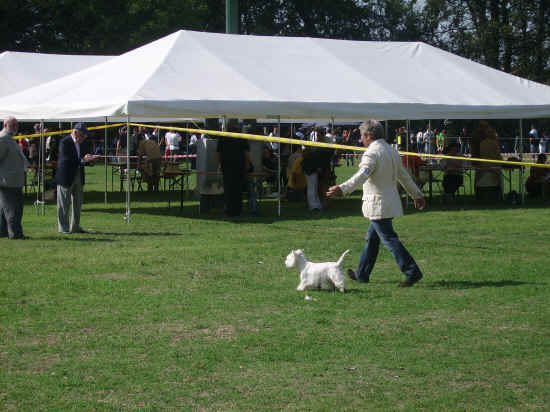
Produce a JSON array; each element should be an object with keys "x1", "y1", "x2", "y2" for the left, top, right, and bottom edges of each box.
[
  {"x1": 165, "y1": 132, "x2": 181, "y2": 150},
  {"x1": 71, "y1": 134, "x2": 81, "y2": 160},
  {"x1": 190, "y1": 134, "x2": 198, "y2": 145},
  {"x1": 268, "y1": 132, "x2": 279, "y2": 151}
]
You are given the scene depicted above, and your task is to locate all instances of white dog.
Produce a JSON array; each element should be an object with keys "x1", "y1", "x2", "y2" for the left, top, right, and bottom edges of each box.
[{"x1": 285, "y1": 249, "x2": 350, "y2": 293}]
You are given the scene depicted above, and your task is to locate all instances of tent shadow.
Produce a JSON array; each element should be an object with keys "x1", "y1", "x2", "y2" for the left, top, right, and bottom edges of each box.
[{"x1": 81, "y1": 190, "x2": 550, "y2": 220}]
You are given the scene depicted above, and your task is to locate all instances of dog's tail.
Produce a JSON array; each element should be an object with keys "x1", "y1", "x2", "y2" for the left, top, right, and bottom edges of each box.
[{"x1": 336, "y1": 249, "x2": 350, "y2": 267}]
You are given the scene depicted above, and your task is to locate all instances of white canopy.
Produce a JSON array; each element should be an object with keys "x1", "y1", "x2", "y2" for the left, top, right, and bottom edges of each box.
[
  {"x1": 1, "y1": 30, "x2": 550, "y2": 121},
  {"x1": 0, "y1": 51, "x2": 112, "y2": 98}
]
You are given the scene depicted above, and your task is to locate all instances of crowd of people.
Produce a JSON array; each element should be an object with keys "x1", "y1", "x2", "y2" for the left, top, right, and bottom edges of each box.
[{"x1": 1, "y1": 116, "x2": 549, "y2": 240}]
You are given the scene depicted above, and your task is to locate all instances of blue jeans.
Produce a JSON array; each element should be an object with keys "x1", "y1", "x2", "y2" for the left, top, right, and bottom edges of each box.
[{"x1": 356, "y1": 218, "x2": 422, "y2": 282}]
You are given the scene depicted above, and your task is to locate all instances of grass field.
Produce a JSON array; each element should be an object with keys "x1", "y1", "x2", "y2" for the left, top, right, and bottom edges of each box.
[{"x1": 1, "y1": 164, "x2": 549, "y2": 411}]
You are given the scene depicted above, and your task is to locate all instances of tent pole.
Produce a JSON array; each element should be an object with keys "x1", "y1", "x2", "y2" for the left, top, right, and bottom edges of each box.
[
  {"x1": 125, "y1": 116, "x2": 131, "y2": 223},
  {"x1": 104, "y1": 116, "x2": 108, "y2": 205},
  {"x1": 406, "y1": 119, "x2": 411, "y2": 208},
  {"x1": 428, "y1": 120, "x2": 432, "y2": 160},
  {"x1": 519, "y1": 119, "x2": 524, "y2": 204},
  {"x1": 186, "y1": 121, "x2": 190, "y2": 169},
  {"x1": 36, "y1": 120, "x2": 45, "y2": 216},
  {"x1": 41, "y1": 120, "x2": 45, "y2": 216},
  {"x1": 277, "y1": 116, "x2": 281, "y2": 217}
]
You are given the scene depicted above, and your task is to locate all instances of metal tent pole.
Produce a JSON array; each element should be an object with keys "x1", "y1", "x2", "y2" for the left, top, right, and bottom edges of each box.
[
  {"x1": 428, "y1": 120, "x2": 432, "y2": 160},
  {"x1": 124, "y1": 117, "x2": 131, "y2": 223},
  {"x1": 406, "y1": 119, "x2": 411, "y2": 207},
  {"x1": 277, "y1": 116, "x2": 281, "y2": 217},
  {"x1": 519, "y1": 119, "x2": 524, "y2": 204},
  {"x1": 36, "y1": 120, "x2": 46, "y2": 216},
  {"x1": 41, "y1": 120, "x2": 45, "y2": 215},
  {"x1": 104, "y1": 117, "x2": 108, "y2": 205}
]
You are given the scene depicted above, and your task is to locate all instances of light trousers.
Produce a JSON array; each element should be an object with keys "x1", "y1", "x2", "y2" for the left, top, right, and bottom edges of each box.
[
  {"x1": 57, "y1": 169, "x2": 83, "y2": 233},
  {"x1": 306, "y1": 172, "x2": 321, "y2": 210}
]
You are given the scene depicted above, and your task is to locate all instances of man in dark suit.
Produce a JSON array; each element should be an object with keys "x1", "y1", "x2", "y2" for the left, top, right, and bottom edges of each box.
[{"x1": 55, "y1": 122, "x2": 96, "y2": 234}]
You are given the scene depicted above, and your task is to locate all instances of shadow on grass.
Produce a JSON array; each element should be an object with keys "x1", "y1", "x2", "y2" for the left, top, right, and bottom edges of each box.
[
  {"x1": 426, "y1": 280, "x2": 545, "y2": 289},
  {"x1": 60, "y1": 189, "x2": 550, "y2": 223},
  {"x1": 41, "y1": 236, "x2": 115, "y2": 242},
  {"x1": 91, "y1": 230, "x2": 184, "y2": 237}
]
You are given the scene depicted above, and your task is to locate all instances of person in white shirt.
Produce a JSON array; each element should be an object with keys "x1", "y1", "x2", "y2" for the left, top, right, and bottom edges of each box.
[
  {"x1": 416, "y1": 129, "x2": 424, "y2": 153},
  {"x1": 164, "y1": 129, "x2": 182, "y2": 158},
  {"x1": 529, "y1": 125, "x2": 539, "y2": 154},
  {"x1": 309, "y1": 128, "x2": 318, "y2": 142},
  {"x1": 268, "y1": 127, "x2": 279, "y2": 151},
  {"x1": 423, "y1": 127, "x2": 433, "y2": 154}
]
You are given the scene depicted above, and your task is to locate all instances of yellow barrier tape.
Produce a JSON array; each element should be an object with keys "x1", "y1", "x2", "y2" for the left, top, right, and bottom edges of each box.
[
  {"x1": 130, "y1": 123, "x2": 550, "y2": 170},
  {"x1": 13, "y1": 123, "x2": 126, "y2": 140}
]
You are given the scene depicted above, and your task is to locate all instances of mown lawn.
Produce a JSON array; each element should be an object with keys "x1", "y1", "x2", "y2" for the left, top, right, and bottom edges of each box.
[{"x1": 1, "y1": 164, "x2": 549, "y2": 411}]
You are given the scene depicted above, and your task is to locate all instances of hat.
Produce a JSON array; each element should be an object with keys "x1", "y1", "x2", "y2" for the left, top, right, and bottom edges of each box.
[{"x1": 74, "y1": 122, "x2": 88, "y2": 135}]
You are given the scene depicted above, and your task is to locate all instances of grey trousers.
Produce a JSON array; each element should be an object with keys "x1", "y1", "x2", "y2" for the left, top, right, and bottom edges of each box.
[
  {"x1": 0, "y1": 187, "x2": 24, "y2": 239},
  {"x1": 57, "y1": 169, "x2": 83, "y2": 233}
]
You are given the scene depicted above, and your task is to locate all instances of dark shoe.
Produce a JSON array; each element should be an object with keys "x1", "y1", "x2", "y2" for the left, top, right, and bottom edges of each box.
[
  {"x1": 71, "y1": 228, "x2": 88, "y2": 234},
  {"x1": 11, "y1": 235, "x2": 30, "y2": 240},
  {"x1": 398, "y1": 276, "x2": 422, "y2": 287},
  {"x1": 347, "y1": 269, "x2": 358, "y2": 281}
]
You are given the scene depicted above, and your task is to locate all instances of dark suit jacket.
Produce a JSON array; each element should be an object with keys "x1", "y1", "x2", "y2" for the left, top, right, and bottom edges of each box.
[{"x1": 55, "y1": 135, "x2": 86, "y2": 187}]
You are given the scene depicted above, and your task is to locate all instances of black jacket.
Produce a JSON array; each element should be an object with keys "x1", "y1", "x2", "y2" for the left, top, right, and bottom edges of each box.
[{"x1": 55, "y1": 135, "x2": 86, "y2": 187}]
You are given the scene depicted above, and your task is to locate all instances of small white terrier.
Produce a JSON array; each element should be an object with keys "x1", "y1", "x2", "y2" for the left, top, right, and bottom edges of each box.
[{"x1": 285, "y1": 249, "x2": 350, "y2": 293}]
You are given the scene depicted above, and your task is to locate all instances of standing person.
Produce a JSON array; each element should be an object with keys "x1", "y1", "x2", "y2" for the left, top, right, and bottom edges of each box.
[
  {"x1": 301, "y1": 143, "x2": 329, "y2": 212},
  {"x1": 458, "y1": 127, "x2": 469, "y2": 154},
  {"x1": 423, "y1": 126, "x2": 432, "y2": 154},
  {"x1": 216, "y1": 124, "x2": 250, "y2": 217},
  {"x1": 416, "y1": 128, "x2": 424, "y2": 153},
  {"x1": 0, "y1": 117, "x2": 28, "y2": 239},
  {"x1": 55, "y1": 123, "x2": 96, "y2": 234},
  {"x1": 164, "y1": 129, "x2": 182, "y2": 159},
  {"x1": 436, "y1": 128, "x2": 447, "y2": 153},
  {"x1": 539, "y1": 130, "x2": 549, "y2": 154},
  {"x1": 326, "y1": 120, "x2": 425, "y2": 287},
  {"x1": 529, "y1": 124, "x2": 539, "y2": 154}
]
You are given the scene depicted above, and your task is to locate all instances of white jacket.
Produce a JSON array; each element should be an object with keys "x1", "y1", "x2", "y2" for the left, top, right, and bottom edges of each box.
[{"x1": 339, "y1": 139, "x2": 423, "y2": 220}]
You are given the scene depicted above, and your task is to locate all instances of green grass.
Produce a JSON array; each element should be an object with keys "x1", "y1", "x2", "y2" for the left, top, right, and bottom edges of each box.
[{"x1": 1, "y1": 164, "x2": 549, "y2": 411}]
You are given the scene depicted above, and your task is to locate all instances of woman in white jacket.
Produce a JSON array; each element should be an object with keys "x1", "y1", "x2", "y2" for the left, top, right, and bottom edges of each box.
[{"x1": 327, "y1": 120, "x2": 426, "y2": 287}]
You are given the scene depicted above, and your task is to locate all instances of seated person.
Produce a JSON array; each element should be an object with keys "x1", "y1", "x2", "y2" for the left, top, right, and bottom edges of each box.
[
  {"x1": 287, "y1": 150, "x2": 306, "y2": 201},
  {"x1": 440, "y1": 143, "x2": 464, "y2": 195},
  {"x1": 473, "y1": 121, "x2": 503, "y2": 200},
  {"x1": 137, "y1": 138, "x2": 162, "y2": 191},
  {"x1": 401, "y1": 154, "x2": 427, "y2": 188},
  {"x1": 526, "y1": 153, "x2": 550, "y2": 197}
]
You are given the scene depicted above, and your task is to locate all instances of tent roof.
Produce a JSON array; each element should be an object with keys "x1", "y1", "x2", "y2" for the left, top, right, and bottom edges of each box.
[
  {"x1": 1, "y1": 30, "x2": 550, "y2": 121},
  {"x1": 0, "y1": 51, "x2": 112, "y2": 98}
]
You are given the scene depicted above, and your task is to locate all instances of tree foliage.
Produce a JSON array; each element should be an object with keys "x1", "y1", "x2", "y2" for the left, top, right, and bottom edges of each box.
[{"x1": 0, "y1": 0, "x2": 549, "y2": 83}]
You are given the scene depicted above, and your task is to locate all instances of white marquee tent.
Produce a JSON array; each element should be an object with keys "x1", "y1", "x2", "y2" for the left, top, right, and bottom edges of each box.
[
  {"x1": 0, "y1": 51, "x2": 112, "y2": 98},
  {"x1": 1, "y1": 30, "x2": 550, "y2": 121}
]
